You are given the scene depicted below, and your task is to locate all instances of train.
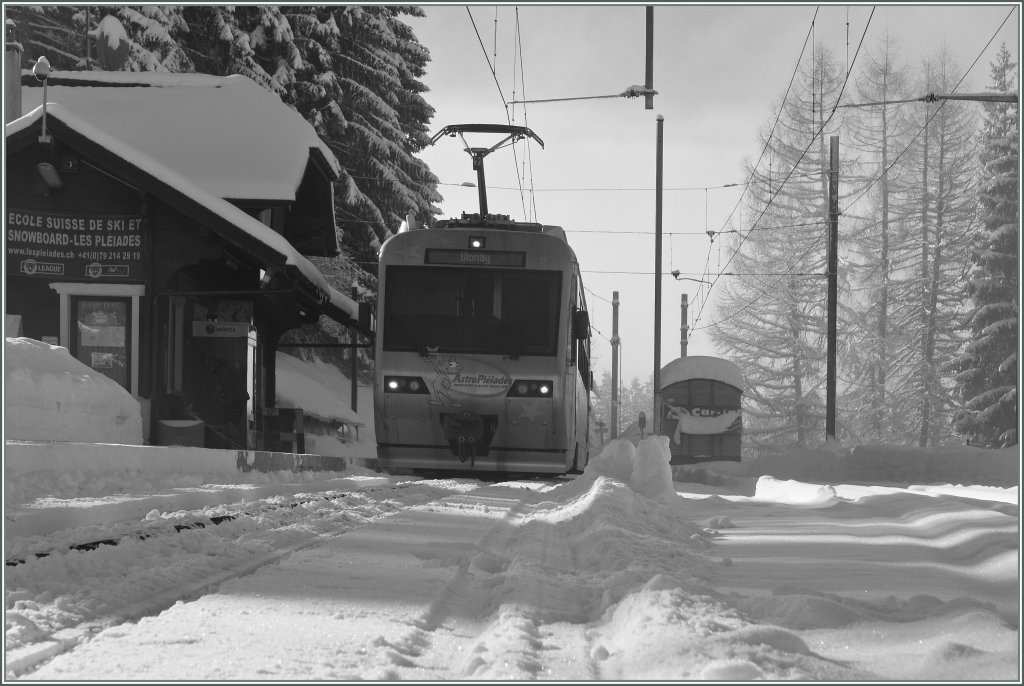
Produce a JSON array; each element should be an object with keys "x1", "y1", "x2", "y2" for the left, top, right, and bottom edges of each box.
[
  {"x1": 372, "y1": 124, "x2": 593, "y2": 476},
  {"x1": 659, "y1": 355, "x2": 744, "y2": 463}
]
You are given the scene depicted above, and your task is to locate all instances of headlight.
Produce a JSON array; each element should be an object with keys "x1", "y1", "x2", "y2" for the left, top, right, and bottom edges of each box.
[
  {"x1": 506, "y1": 379, "x2": 553, "y2": 398},
  {"x1": 383, "y1": 376, "x2": 430, "y2": 394}
]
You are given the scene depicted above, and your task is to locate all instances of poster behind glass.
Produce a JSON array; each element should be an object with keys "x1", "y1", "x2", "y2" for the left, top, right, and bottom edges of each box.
[{"x1": 74, "y1": 298, "x2": 130, "y2": 390}]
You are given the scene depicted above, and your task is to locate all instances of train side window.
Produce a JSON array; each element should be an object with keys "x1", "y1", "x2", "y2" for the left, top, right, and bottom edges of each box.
[
  {"x1": 715, "y1": 384, "x2": 741, "y2": 407},
  {"x1": 689, "y1": 379, "x2": 713, "y2": 406},
  {"x1": 573, "y1": 309, "x2": 591, "y2": 390},
  {"x1": 578, "y1": 338, "x2": 590, "y2": 390}
]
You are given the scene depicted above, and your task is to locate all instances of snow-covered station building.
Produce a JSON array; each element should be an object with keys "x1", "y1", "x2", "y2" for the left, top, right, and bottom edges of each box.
[{"x1": 4, "y1": 24, "x2": 371, "y2": 450}]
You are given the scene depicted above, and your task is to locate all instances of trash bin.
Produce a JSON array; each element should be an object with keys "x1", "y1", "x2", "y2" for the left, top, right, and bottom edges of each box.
[{"x1": 158, "y1": 419, "x2": 205, "y2": 447}]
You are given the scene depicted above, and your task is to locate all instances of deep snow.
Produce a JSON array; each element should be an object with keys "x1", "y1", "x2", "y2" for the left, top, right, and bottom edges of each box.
[{"x1": 3, "y1": 337, "x2": 1020, "y2": 680}]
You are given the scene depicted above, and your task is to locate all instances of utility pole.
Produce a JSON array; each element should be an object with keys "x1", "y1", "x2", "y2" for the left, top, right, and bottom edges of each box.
[
  {"x1": 680, "y1": 293, "x2": 688, "y2": 358},
  {"x1": 644, "y1": 7, "x2": 654, "y2": 110},
  {"x1": 653, "y1": 115, "x2": 664, "y2": 436},
  {"x1": 351, "y1": 287, "x2": 359, "y2": 413},
  {"x1": 826, "y1": 135, "x2": 839, "y2": 441},
  {"x1": 611, "y1": 290, "x2": 620, "y2": 438}
]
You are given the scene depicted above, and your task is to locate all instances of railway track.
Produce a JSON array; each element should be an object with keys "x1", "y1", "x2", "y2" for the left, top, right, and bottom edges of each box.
[
  {"x1": 5, "y1": 483, "x2": 420, "y2": 568},
  {"x1": 4, "y1": 477, "x2": 490, "y2": 677},
  {"x1": 12, "y1": 476, "x2": 607, "y2": 681}
]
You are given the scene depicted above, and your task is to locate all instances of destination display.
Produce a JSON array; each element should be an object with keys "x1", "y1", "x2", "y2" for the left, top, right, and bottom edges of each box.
[
  {"x1": 6, "y1": 208, "x2": 146, "y2": 281},
  {"x1": 424, "y1": 248, "x2": 526, "y2": 268}
]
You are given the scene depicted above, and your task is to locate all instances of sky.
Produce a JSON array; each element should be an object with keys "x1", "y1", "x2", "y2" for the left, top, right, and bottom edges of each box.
[
  {"x1": 4, "y1": 336, "x2": 1019, "y2": 680},
  {"x1": 405, "y1": 3, "x2": 1021, "y2": 387}
]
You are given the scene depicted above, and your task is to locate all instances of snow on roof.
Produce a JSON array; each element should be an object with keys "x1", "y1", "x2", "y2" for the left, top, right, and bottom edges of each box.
[
  {"x1": 6, "y1": 103, "x2": 356, "y2": 322},
  {"x1": 660, "y1": 355, "x2": 744, "y2": 390},
  {"x1": 18, "y1": 71, "x2": 340, "y2": 201}
]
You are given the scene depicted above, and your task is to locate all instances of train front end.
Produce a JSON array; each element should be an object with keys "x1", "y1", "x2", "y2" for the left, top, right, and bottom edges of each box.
[{"x1": 373, "y1": 218, "x2": 583, "y2": 475}]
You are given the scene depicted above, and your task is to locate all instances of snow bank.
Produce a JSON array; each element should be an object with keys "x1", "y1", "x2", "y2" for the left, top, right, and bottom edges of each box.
[
  {"x1": 630, "y1": 436, "x2": 676, "y2": 502},
  {"x1": 585, "y1": 437, "x2": 677, "y2": 502},
  {"x1": 4, "y1": 337, "x2": 142, "y2": 445},
  {"x1": 729, "y1": 442, "x2": 1018, "y2": 488},
  {"x1": 586, "y1": 438, "x2": 636, "y2": 483},
  {"x1": 752, "y1": 475, "x2": 839, "y2": 505},
  {"x1": 845, "y1": 443, "x2": 1018, "y2": 486}
]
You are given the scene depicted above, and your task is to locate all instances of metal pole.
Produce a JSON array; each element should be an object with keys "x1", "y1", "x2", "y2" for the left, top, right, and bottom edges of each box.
[
  {"x1": 611, "y1": 290, "x2": 620, "y2": 438},
  {"x1": 351, "y1": 287, "x2": 359, "y2": 413},
  {"x1": 681, "y1": 293, "x2": 688, "y2": 358},
  {"x1": 644, "y1": 7, "x2": 654, "y2": 110},
  {"x1": 473, "y1": 153, "x2": 488, "y2": 216},
  {"x1": 40, "y1": 77, "x2": 49, "y2": 143},
  {"x1": 653, "y1": 115, "x2": 664, "y2": 436},
  {"x1": 826, "y1": 135, "x2": 839, "y2": 441}
]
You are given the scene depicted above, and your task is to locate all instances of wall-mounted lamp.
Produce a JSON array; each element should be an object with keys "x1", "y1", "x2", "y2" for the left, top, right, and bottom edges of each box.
[{"x1": 35, "y1": 162, "x2": 63, "y2": 191}]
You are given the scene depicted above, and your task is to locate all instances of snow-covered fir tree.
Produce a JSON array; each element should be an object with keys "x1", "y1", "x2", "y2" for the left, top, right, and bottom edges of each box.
[
  {"x1": 710, "y1": 45, "x2": 849, "y2": 454},
  {"x1": 842, "y1": 33, "x2": 918, "y2": 443},
  {"x1": 104, "y1": 6, "x2": 191, "y2": 72},
  {"x1": 180, "y1": 6, "x2": 300, "y2": 95},
  {"x1": 304, "y1": 5, "x2": 440, "y2": 278},
  {"x1": 275, "y1": 6, "x2": 441, "y2": 366},
  {"x1": 7, "y1": 5, "x2": 189, "y2": 72},
  {"x1": 953, "y1": 43, "x2": 1019, "y2": 448},
  {"x1": 896, "y1": 46, "x2": 979, "y2": 447}
]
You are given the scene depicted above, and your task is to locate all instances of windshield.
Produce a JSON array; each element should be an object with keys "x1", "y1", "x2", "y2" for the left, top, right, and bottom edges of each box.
[{"x1": 383, "y1": 266, "x2": 562, "y2": 357}]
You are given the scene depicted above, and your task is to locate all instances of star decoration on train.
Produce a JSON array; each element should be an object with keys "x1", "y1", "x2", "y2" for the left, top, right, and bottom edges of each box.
[{"x1": 515, "y1": 400, "x2": 548, "y2": 423}]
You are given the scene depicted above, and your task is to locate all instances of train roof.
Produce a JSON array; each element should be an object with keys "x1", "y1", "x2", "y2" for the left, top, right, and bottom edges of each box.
[
  {"x1": 430, "y1": 213, "x2": 567, "y2": 241},
  {"x1": 660, "y1": 356, "x2": 744, "y2": 391}
]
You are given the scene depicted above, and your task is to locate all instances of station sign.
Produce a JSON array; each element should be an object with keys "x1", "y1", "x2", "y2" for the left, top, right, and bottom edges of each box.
[{"x1": 192, "y1": 321, "x2": 251, "y2": 337}]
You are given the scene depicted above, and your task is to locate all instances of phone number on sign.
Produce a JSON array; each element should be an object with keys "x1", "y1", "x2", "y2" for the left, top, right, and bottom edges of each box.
[{"x1": 77, "y1": 251, "x2": 142, "y2": 261}]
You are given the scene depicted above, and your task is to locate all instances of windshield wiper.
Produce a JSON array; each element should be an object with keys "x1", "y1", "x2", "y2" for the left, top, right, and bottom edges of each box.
[{"x1": 387, "y1": 316, "x2": 431, "y2": 358}]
